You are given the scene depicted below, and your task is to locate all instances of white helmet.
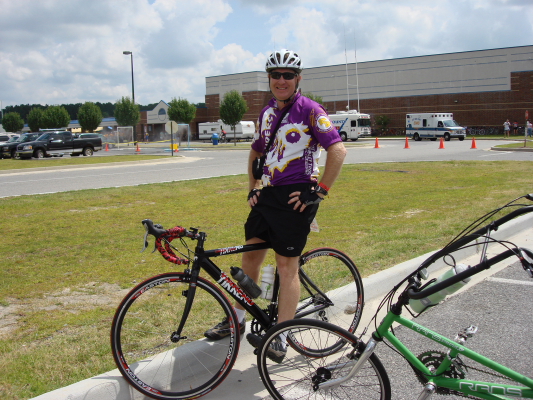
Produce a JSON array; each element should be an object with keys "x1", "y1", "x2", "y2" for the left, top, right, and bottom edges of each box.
[{"x1": 265, "y1": 49, "x2": 303, "y2": 73}]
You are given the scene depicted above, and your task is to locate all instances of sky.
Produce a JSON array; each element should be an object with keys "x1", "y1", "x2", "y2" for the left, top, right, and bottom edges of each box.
[{"x1": 1, "y1": 0, "x2": 532, "y2": 109}]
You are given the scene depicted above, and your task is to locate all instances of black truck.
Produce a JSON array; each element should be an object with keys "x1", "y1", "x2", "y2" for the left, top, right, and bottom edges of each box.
[
  {"x1": 1, "y1": 133, "x2": 42, "y2": 158},
  {"x1": 16, "y1": 130, "x2": 102, "y2": 159}
]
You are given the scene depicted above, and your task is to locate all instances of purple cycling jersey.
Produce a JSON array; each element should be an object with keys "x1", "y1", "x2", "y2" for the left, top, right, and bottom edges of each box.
[{"x1": 252, "y1": 92, "x2": 341, "y2": 187}]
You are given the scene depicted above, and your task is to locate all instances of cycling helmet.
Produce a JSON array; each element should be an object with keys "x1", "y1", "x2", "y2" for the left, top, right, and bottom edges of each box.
[{"x1": 265, "y1": 49, "x2": 303, "y2": 73}]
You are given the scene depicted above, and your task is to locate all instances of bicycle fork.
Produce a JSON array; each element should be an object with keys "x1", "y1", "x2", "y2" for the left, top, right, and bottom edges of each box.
[
  {"x1": 318, "y1": 336, "x2": 378, "y2": 390},
  {"x1": 169, "y1": 269, "x2": 198, "y2": 343}
]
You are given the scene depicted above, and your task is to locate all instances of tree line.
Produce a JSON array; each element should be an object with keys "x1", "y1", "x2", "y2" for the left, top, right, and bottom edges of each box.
[{"x1": 0, "y1": 92, "x2": 245, "y2": 140}]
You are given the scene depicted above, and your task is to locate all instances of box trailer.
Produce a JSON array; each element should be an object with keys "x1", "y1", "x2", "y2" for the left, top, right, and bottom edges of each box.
[
  {"x1": 328, "y1": 110, "x2": 371, "y2": 141},
  {"x1": 198, "y1": 120, "x2": 255, "y2": 141},
  {"x1": 406, "y1": 113, "x2": 466, "y2": 141}
]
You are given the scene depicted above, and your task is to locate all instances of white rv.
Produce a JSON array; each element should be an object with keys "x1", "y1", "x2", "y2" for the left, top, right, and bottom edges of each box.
[
  {"x1": 406, "y1": 113, "x2": 466, "y2": 141},
  {"x1": 198, "y1": 120, "x2": 255, "y2": 141},
  {"x1": 328, "y1": 110, "x2": 371, "y2": 141}
]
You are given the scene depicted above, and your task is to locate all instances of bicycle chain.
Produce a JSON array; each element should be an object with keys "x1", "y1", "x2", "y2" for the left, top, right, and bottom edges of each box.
[{"x1": 412, "y1": 350, "x2": 512, "y2": 397}]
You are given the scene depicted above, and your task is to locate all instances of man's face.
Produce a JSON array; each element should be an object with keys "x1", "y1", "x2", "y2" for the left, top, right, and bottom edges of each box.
[{"x1": 269, "y1": 69, "x2": 301, "y2": 101}]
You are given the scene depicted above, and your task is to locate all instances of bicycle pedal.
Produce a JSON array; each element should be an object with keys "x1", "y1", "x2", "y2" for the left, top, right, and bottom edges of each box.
[
  {"x1": 253, "y1": 348, "x2": 258, "y2": 355},
  {"x1": 455, "y1": 325, "x2": 478, "y2": 343}
]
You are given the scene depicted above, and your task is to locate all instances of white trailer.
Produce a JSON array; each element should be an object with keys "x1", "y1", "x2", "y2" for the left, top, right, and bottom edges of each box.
[
  {"x1": 328, "y1": 110, "x2": 371, "y2": 141},
  {"x1": 406, "y1": 113, "x2": 466, "y2": 141},
  {"x1": 198, "y1": 120, "x2": 255, "y2": 141}
]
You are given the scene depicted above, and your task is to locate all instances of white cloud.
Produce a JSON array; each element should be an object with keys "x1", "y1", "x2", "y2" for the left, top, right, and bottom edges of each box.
[{"x1": 0, "y1": 0, "x2": 531, "y2": 109}]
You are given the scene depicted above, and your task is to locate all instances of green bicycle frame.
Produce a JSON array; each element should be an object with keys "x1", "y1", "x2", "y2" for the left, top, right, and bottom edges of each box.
[{"x1": 376, "y1": 311, "x2": 533, "y2": 399}]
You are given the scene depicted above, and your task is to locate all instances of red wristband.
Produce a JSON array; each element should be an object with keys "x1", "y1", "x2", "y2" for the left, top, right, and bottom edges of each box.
[{"x1": 318, "y1": 182, "x2": 330, "y2": 192}]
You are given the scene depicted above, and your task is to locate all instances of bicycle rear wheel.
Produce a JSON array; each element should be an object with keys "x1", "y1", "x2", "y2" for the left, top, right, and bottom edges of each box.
[
  {"x1": 297, "y1": 248, "x2": 364, "y2": 334},
  {"x1": 258, "y1": 319, "x2": 391, "y2": 400},
  {"x1": 111, "y1": 273, "x2": 239, "y2": 400}
]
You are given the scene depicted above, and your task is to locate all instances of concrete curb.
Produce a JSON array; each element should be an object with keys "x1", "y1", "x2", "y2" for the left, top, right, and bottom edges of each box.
[{"x1": 31, "y1": 213, "x2": 533, "y2": 400}]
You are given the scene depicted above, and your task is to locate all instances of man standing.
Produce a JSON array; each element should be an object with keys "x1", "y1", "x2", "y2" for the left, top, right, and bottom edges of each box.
[{"x1": 205, "y1": 49, "x2": 346, "y2": 362}]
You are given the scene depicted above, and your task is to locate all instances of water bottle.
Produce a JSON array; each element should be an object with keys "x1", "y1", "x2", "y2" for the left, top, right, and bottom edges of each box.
[
  {"x1": 260, "y1": 264, "x2": 275, "y2": 300},
  {"x1": 230, "y1": 267, "x2": 262, "y2": 298},
  {"x1": 409, "y1": 264, "x2": 471, "y2": 313}
]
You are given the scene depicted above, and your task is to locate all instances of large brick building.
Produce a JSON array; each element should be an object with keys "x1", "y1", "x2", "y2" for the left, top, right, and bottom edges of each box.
[{"x1": 193, "y1": 45, "x2": 533, "y2": 136}]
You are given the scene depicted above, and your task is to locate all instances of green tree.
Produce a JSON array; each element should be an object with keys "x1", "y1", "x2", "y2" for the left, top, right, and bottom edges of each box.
[
  {"x1": 2, "y1": 112, "x2": 24, "y2": 132},
  {"x1": 303, "y1": 92, "x2": 324, "y2": 107},
  {"x1": 41, "y1": 106, "x2": 70, "y2": 129},
  {"x1": 167, "y1": 97, "x2": 196, "y2": 143},
  {"x1": 114, "y1": 96, "x2": 140, "y2": 140},
  {"x1": 219, "y1": 90, "x2": 248, "y2": 146},
  {"x1": 27, "y1": 108, "x2": 44, "y2": 132},
  {"x1": 78, "y1": 102, "x2": 103, "y2": 132},
  {"x1": 375, "y1": 115, "x2": 391, "y2": 135}
]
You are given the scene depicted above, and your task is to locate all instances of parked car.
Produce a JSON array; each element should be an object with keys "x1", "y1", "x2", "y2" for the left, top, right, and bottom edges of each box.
[
  {"x1": 0, "y1": 133, "x2": 14, "y2": 143},
  {"x1": 16, "y1": 130, "x2": 102, "y2": 159},
  {"x1": 1, "y1": 133, "x2": 41, "y2": 159}
]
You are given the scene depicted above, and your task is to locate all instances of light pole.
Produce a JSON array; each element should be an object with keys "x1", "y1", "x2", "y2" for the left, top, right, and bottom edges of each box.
[{"x1": 122, "y1": 51, "x2": 135, "y2": 104}]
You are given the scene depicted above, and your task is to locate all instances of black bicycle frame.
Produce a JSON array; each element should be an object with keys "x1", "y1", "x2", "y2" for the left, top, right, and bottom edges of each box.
[
  {"x1": 169, "y1": 233, "x2": 342, "y2": 340},
  {"x1": 170, "y1": 235, "x2": 275, "y2": 340}
]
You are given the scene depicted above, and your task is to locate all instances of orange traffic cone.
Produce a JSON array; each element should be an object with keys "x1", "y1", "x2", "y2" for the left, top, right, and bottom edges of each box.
[
  {"x1": 374, "y1": 137, "x2": 380, "y2": 148},
  {"x1": 105, "y1": 143, "x2": 109, "y2": 151},
  {"x1": 438, "y1": 137, "x2": 445, "y2": 149},
  {"x1": 404, "y1": 137, "x2": 410, "y2": 149},
  {"x1": 135, "y1": 143, "x2": 141, "y2": 153},
  {"x1": 471, "y1": 137, "x2": 477, "y2": 149}
]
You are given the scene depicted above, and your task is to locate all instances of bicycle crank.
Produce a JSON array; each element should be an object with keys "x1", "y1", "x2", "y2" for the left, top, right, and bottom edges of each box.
[{"x1": 413, "y1": 350, "x2": 468, "y2": 396}]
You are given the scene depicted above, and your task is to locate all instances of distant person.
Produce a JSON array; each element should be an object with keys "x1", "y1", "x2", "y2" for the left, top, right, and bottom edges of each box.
[
  {"x1": 513, "y1": 121, "x2": 518, "y2": 135},
  {"x1": 503, "y1": 119, "x2": 510, "y2": 138},
  {"x1": 527, "y1": 120, "x2": 532, "y2": 138}
]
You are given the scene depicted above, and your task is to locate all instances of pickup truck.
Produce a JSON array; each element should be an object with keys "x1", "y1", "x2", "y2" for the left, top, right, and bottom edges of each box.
[
  {"x1": 1, "y1": 132, "x2": 41, "y2": 158},
  {"x1": 16, "y1": 130, "x2": 102, "y2": 159}
]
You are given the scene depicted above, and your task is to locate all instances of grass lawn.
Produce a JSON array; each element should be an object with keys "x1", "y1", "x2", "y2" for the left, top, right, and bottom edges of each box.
[{"x1": 0, "y1": 160, "x2": 532, "y2": 399}]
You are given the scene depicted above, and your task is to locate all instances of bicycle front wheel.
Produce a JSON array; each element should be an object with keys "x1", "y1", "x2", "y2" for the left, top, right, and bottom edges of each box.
[
  {"x1": 111, "y1": 273, "x2": 240, "y2": 400},
  {"x1": 258, "y1": 319, "x2": 391, "y2": 400},
  {"x1": 297, "y1": 248, "x2": 364, "y2": 333}
]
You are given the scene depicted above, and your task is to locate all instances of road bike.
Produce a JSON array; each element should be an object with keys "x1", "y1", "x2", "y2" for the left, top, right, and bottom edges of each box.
[
  {"x1": 110, "y1": 219, "x2": 363, "y2": 400},
  {"x1": 257, "y1": 194, "x2": 533, "y2": 399}
]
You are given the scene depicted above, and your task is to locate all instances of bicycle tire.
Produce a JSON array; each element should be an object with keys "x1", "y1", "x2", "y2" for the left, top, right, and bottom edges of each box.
[
  {"x1": 295, "y1": 248, "x2": 364, "y2": 342},
  {"x1": 258, "y1": 319, "x2": 391, "y2": 400},
  {"x1": 111, "y1": 273, "x2": 239, "y2": 400}
]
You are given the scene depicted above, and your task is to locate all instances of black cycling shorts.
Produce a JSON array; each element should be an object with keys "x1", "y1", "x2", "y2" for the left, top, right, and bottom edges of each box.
[{"x1": 244, "y1": 183, "x2": 319, "y2": 258}]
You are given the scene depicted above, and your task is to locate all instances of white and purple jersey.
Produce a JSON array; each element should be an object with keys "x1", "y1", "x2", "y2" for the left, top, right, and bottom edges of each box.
[{"x1": 252, "y1": 92, "x2": 341, "y2": 187}]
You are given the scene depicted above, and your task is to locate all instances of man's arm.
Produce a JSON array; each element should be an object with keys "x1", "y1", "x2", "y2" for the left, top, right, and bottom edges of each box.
[
  {"x1": 288, "y1": 141, "x2": 346, "y2": 211},
  {"x1": 247, "y1": 148, "x2": 263, "y2": 206},
  {"x1": 317, "y1": 141, "x2": 347, "y2": 192}
]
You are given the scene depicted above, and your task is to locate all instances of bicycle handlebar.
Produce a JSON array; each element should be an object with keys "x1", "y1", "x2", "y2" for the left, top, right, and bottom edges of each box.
[
  {"x1": 141, "y1": 219, "x2": 200, "y2": 265},
  {"x1": 416, "y1": 204, "x2": 533, "y2": 273},
  {"x1": 407, "y1": 247, "x2": 533, "y2": 300}
]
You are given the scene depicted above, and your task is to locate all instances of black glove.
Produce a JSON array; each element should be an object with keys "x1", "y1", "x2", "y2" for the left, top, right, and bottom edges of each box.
[
  {"x1": 248, "y1": 188, "x2": 261, "y2": 201},
  {"x1": 298, "y1": 188, "x2": 323, "y2": 205}
]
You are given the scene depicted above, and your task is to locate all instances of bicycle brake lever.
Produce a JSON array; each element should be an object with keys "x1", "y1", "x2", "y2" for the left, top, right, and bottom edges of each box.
[{"x1": 141, "y1": 230, "x2": 150, "y2": 253}]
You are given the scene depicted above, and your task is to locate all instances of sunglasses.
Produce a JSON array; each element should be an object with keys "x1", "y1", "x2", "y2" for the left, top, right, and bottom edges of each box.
[{"x1": 270, "y1": 71, "x2": 298, "y2": 80}]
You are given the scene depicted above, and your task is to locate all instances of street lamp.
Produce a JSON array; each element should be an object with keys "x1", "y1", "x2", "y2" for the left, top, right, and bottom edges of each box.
[{"x1": 123, "y1": 51, "x2": 135, "y2": 104}]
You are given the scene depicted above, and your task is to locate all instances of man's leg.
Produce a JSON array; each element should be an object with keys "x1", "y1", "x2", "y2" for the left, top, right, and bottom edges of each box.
[
  {"x1": 204, "y1": 237, "x2": 267, "y2": 340},
  {"x1": 234, "y1": 237, "x2": 268, "y2": 312},
  {"x1": 275, "y1": 253, "x2": 301, "y2": 323}
]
